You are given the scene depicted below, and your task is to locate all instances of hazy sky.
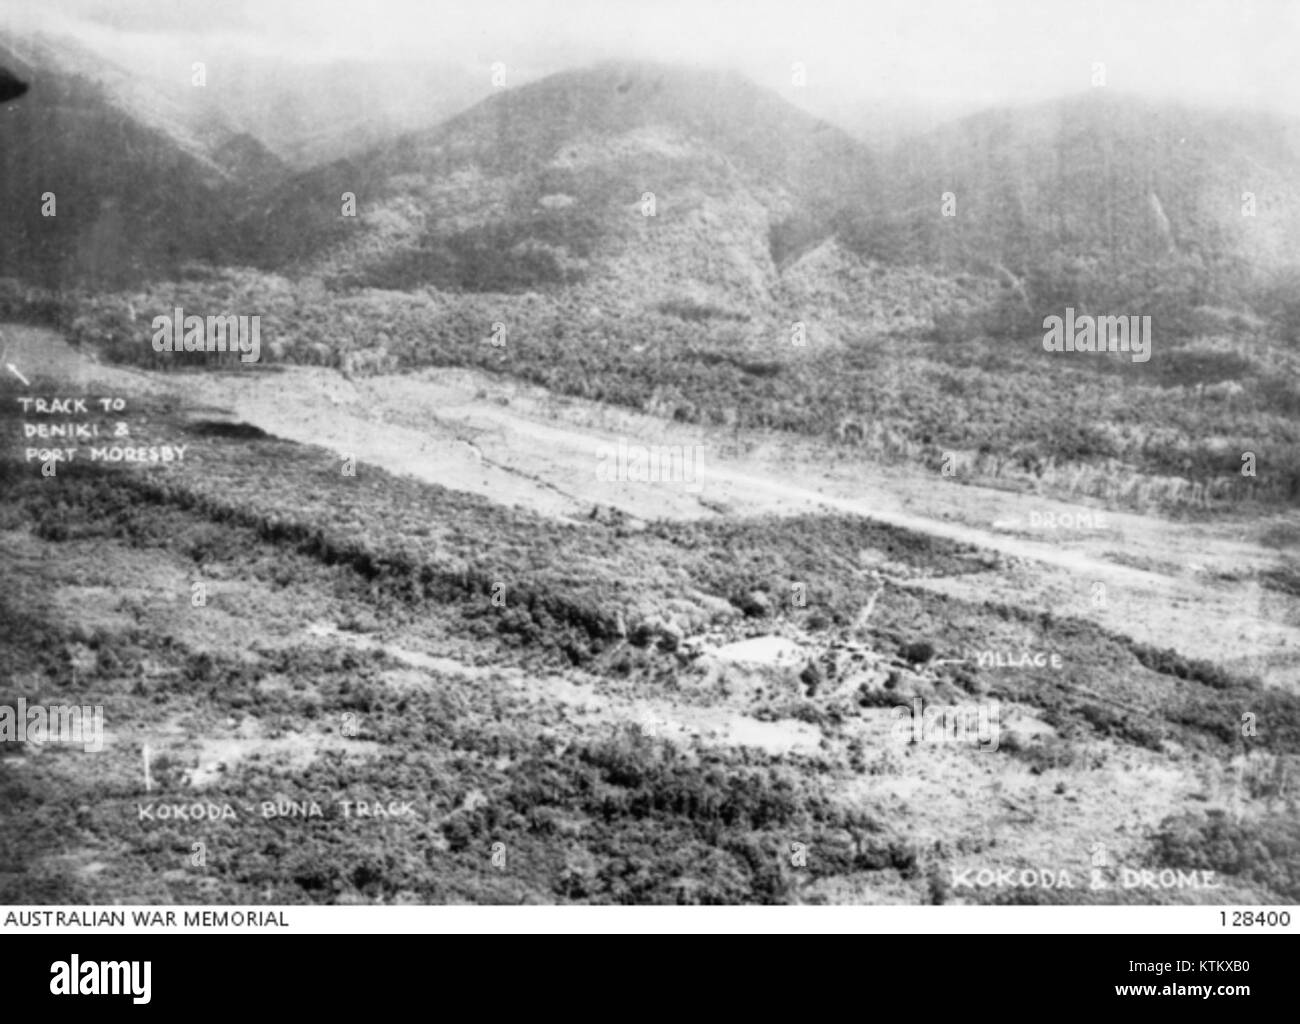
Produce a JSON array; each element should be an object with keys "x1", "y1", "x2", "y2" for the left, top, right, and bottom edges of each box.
[{"x1": 4, "y1": 0, "x2": 1298, "y2": 116}]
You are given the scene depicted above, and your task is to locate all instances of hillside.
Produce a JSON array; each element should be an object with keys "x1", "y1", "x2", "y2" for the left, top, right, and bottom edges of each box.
[
  {"x1": 0, "y1": 37, "x2": 278, "y2": 287},
  {"x1": 844, "y1": 91, "x2": 1300, "y2": 332},
  {"x1": 233, "y1": 78, "x2": 1300, "y2": 341},
  {"x1": 2, "y1": 32, "x2": 287, "y2": 184},
  {"x1": 237, "y1": 62, "x2": 878, "y2": 313}
]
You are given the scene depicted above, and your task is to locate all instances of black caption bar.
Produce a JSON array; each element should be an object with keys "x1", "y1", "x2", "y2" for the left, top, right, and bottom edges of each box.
[{"x1": 0, "y1": 933, "x2": 1291, "y2": 1013}]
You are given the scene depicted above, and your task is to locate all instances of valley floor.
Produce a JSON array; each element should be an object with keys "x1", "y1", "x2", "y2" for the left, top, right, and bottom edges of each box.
[{"x1": 2, "y1": 324, "x2": 1297, "y2": 904}]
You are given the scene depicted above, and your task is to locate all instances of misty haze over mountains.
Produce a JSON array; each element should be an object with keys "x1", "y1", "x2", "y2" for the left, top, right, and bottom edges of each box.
[{"x1": 3, "y1": 17, "x2": 1300, "y2": 317}]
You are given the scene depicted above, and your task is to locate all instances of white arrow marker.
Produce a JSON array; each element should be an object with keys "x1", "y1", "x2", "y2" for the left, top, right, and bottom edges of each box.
[
  {"x1": 6, "y1": 363, "x2": 29, "y2": 386},
  {"x1": 143, "y1": 743, "x2": 153, "y2": 793},
  {"x1": 931, "y1": 658, "x2": 969, "y2": 666}
]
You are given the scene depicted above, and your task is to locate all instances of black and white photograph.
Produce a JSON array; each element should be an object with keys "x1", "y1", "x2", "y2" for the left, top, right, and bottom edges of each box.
[{"x1": 0, "y1": 0, "x2": 1297, "y2": 928}]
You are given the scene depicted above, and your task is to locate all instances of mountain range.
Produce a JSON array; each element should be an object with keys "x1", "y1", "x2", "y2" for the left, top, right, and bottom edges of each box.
[{"x1": 2, "y1": 32, "x2": 1299, "y2": 332}]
